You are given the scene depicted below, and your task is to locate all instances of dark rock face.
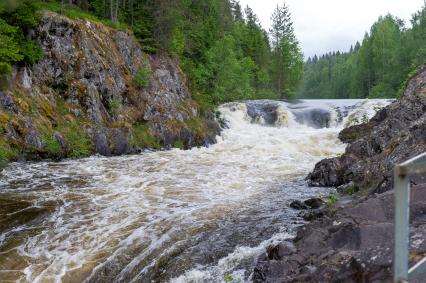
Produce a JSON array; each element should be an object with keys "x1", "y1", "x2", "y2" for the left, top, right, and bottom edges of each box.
[
  {"x1": 0, "y1": 12, "x2": 220, "y2": 161},
  {"x1": 254, "y1": 66, "x2": 426, "y2": 283},
  {"x1": 308, "y1": 64, "x2": 426, "y2": 194},
  {"x1": 254, "y1": 186, "x2": 426, "y2": 283}
]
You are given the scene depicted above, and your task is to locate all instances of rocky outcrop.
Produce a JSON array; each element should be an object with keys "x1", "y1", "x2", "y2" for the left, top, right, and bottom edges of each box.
[
  {"x1": 308, "y1": 64, "x2": 426, "y2": 194},
  {"x1": 0, "y1": 12, "x2": 219, "y2": 162},
  {"x1": 253, "y1": 65, "x2": 426, "y2": 282},
  {"x1": 254, "y1": 185, "x2": 426, "y2": 283}
]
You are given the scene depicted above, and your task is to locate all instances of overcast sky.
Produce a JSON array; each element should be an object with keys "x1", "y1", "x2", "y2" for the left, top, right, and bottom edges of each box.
[{"x1": 239, "y1": 0, "x2": 425, "y2": 58}]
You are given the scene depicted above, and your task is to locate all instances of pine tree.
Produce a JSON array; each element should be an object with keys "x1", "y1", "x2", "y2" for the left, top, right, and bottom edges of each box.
[{"x1": 269, "y1": 2, "x2": 303, "y2": 98}]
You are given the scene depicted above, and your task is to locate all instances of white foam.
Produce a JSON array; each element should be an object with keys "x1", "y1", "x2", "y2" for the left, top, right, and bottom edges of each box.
[{"x1": 0, "y1": 99, "x2": 390, "y2": 282}]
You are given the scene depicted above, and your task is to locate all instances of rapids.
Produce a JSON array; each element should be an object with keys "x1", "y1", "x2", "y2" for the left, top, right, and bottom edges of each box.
[{"x1": 0, "y1": 99, "x2": 391, "y2": 283}]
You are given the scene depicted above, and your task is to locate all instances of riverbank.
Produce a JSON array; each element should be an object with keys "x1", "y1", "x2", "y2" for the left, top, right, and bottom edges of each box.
[{"x1": 253, "y1": 64, "x2": 426, "y2": 282}]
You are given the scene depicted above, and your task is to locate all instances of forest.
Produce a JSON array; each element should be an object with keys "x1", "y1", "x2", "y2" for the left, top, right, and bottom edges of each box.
[
  {"x1": 299, "y1": 4, "x2": 426, "y2": 99},
  {"x1": 0, "y1": 0, "x2": 303, "y2": 107}
]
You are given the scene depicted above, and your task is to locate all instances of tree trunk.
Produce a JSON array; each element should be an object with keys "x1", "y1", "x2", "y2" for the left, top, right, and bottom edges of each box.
[
  {"x1": 110, "y1": 0, "x2": 114, "y2": 21},
  {"x1": 114, "y1": 0, "x2": 120, "y2": 22}
]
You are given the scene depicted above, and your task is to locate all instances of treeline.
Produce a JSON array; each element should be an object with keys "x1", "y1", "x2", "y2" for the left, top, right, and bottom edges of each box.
[
  {"x1": 299, "y1": 4, "x2": 426, "y2": 99},
  {"x1": 0, "y1": 0, "x2": 304, "y2": 106}
]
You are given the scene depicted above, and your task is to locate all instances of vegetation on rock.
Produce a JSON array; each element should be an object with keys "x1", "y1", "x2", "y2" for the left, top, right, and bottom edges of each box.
[{"x1": 0, "y1": 0, "x2": 43, "y2": 78}]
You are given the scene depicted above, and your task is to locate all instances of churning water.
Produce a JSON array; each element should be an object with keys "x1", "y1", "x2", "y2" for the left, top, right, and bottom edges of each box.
[{"x1": 0, "y1": 99, "x2": 391, "y2": 283}]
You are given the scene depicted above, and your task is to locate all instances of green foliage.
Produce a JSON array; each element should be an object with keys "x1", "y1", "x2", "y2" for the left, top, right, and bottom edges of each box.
[
  {"x1": 325, "y1": 194, "x2": 339, "y2": 214},
  {"x1": 299, "y1": 5, "x2": 426, "y2": 99},
  {"x1": 109, "y1": 99, "x2": 121, "y2": 111},
  {"x1": 134, "y1": 65, "x2": 152, "y2": 89},
  {"x1": 42, "y1": 133, "x2": 62, "y2": 158},
  {"x1": 39, "y1": 0, "x2": 306, "y2": 106},
  {"x1": 130, "y1": 123, "x2": 161, "y2": 149},
  {"x1": 173, "y1": 140, "x2": 184, "y2": 149},
  {"x1": 224, "y1": 274, "x2": 241, "y2": 283},
  {"x1": 0, "y1": 139, "x2": 17, "y2": 169},
  {"x1": 0, "y1": 0, "x2": 43, "y2": 78},
  {"x1": 61, "y1": 122, "x2": 92, "y2": 158}
]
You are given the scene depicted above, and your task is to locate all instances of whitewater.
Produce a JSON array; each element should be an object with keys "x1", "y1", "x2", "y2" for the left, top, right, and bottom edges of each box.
[{"x1": 0, "y1": 99, "x2": 390, "y2": 282}]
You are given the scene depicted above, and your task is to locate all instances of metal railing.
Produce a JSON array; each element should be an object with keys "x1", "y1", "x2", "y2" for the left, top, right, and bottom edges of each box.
[{"x1": 394, "y1": 152, "x2": 426, "y2": 283}]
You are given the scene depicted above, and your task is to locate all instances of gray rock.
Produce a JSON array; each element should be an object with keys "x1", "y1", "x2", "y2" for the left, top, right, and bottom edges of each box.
[
  {"x1": 24, "y1": 131, "x2": 42, "y2": 149},
  {"x1": 0, "y1": 91, "x2": 17, "y2": 112}
]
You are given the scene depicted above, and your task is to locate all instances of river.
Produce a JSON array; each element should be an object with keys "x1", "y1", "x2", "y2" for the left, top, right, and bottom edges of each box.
[{"x1": 0, "y1": 99, "x2": 390, "y2": 283}]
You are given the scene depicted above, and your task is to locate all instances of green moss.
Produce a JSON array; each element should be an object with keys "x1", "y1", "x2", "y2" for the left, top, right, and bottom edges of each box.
[
  {"x1": 130, "y1": 123, "x2": 161, "y2": 149},
  {"x1": 134, "y1": 65, "x2": 152, "y2": 89}
]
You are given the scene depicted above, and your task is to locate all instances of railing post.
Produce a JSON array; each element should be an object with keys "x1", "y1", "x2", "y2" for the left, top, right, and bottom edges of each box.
[{"x1": 394, "y1": 169, "x2": 410, "y2": 283}]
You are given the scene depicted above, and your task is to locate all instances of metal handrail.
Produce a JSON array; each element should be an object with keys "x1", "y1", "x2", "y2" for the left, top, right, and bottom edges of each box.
[{"x1": 394, "y1": 152, "x2": 426, "y2": 283}]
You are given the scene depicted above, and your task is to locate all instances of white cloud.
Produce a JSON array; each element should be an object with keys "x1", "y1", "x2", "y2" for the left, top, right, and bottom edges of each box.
[{"x1": 238, "y1": 0, "x2": 425, "y2": 58}]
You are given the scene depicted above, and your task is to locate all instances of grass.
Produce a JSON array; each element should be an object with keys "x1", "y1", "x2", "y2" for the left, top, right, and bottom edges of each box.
[
  {"x1": 57, "y1": 121, "x2": 92, "y2": 158},
  {"x1": 325, "y1": 194, "x2": 339, "y2": 215},
  {"x1": 41, "y1": 133, "x2": 62, "y2": 159},
  {"x1": 0, "y1": 140, "x2": 18, "y2": 169}
]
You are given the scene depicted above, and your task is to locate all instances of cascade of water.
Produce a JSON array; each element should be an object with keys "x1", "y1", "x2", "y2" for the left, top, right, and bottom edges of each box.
[{"x1": 0, "y1": 99, "x2": 391, "y2": 283}]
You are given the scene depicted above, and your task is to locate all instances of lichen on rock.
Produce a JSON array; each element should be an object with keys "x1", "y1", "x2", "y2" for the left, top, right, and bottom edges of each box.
[{"x1": 0, "y1": 12, "x2": 220, "y2": 165}]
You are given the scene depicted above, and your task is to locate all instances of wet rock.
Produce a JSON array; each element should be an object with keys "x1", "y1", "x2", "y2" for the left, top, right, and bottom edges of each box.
[
  {"x1": 110, "y1": 128, "x2": 131, "y2": 155},
  {"x1": 304, "y1": 197, "x2": 324, "y2": 209},
  {"x1": 289, "y1": 200, "x2": 308, "y2": 210},
  {"x1": 266, "y1": 241, "x2": 296, "y2": 260},
  {"x1": 299, "y1": 209, "x2": 324, "y2": 221},
  {"x1": 255, "y1": 66, "x2": 426, "y2": 282},
  {"x1": 24, "y1": 131, "x2": 42, "y2": 149},
  {"x1": 337, "y1": 181, "x2": 357, "y2": 195},
  {"x1": 92, "y1": 128, "x2": 111, "y2": 156}
]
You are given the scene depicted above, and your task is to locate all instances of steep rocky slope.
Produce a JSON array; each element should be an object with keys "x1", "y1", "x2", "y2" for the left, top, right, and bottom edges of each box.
[
  {"x1": 0, "y1": 12, "x2": 219, "y2": 164},
  {"x1": 253, "y1": 65, "x2": 426, "y2": 282}
]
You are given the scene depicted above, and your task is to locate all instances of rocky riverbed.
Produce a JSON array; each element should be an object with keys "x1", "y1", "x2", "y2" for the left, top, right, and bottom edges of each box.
[{"x1": 253, "y1": 64, "x2": 426, "y2": 282}]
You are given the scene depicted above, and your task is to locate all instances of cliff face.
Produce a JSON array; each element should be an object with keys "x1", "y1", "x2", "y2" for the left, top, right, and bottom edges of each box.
[
  {"x1": 308, "y1": 64, "x2": 426, "y2": 194},
  {"x1": 0, "y1": 12, "x2": 219, "y2": 162}
]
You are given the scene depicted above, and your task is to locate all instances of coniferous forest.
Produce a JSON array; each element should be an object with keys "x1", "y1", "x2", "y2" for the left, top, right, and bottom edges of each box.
[
  {"x1": 0, "y1": 0, "x2": 303, "y2": 106},
  {"x1": 299, "y1": 5, "x2": 426, "y2": 99},
  {"x1": 1, "y1": 0, "x2": 425, "y2": 102}
]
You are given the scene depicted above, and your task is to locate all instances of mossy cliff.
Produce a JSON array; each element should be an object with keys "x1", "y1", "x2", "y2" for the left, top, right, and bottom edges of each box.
[{"x1": 0, "y1": 12, "x2": 220, "y2": 166}]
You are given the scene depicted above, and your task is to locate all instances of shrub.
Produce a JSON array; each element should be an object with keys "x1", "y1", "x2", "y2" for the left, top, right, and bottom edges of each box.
[
  {"x1": 173, "y1": 140, "x2": 184, "y2": 149},
  {"x1": 0, "y1": 0, "x2": 43, "y2": 78},
  {"x1": 109, "y1": 99, "x2": 121, "y2": 111},
  {"x1": 130, "y1": 123, "x2": 160, "y2": 149},
  {"x1": 0, "y1": 139, "x2": 17, "y2": 169},
  {"x1": 42, "y1": 134, "x2": 62, "y2": 158},
  {"x1": 134, "y1": 65, "x2": 152, "y2": 89},
  {"x1": 60, "y1": 122, "x2": 92, "y2": 158}
]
